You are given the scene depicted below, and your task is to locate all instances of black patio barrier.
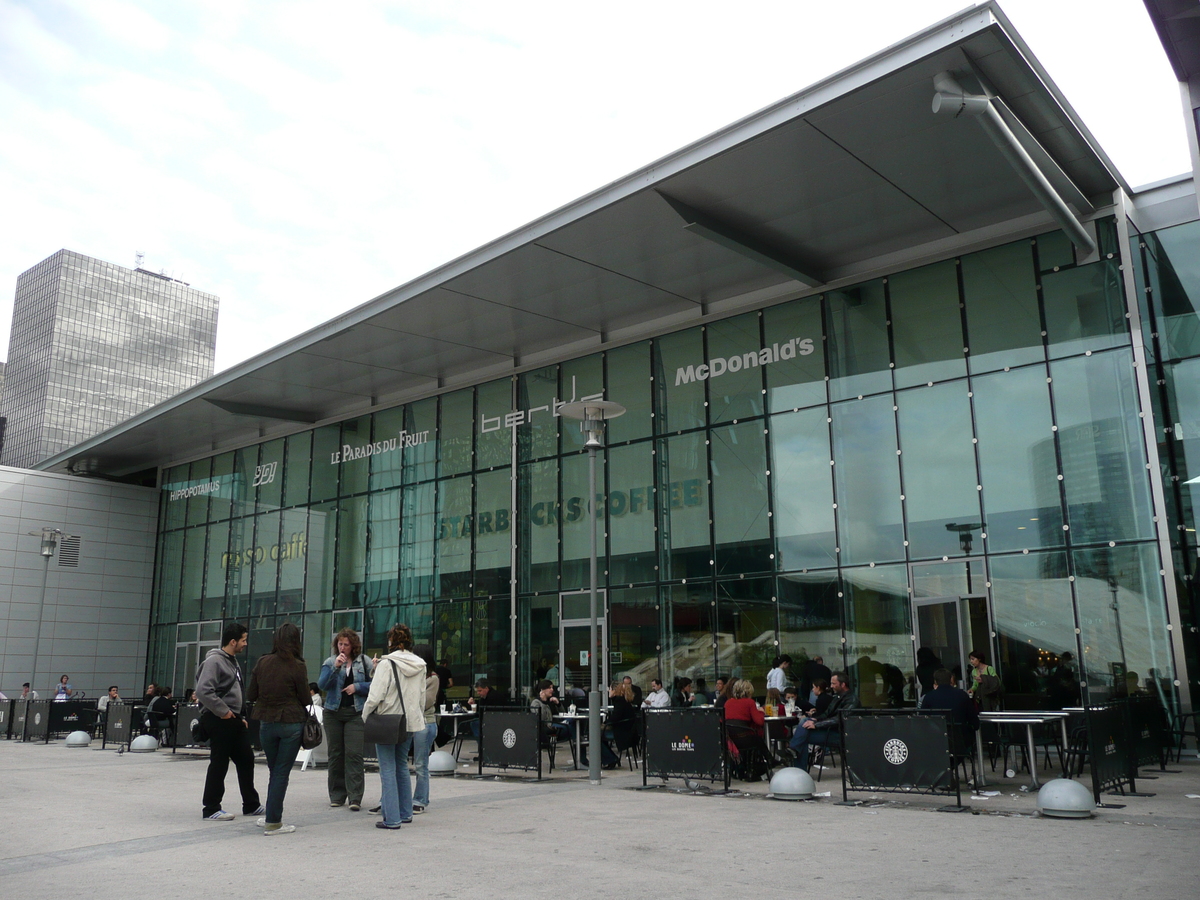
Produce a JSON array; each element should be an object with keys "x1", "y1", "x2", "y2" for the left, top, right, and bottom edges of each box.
[
  {"x1": 46, "y1": 699, "x2": 97, "y2": 740},
  {"x1": 840, "y1": 710, "x2": 962, "y2": 807},
  {"x1": 1125, "y1": 695, "x2": 1169, "y2": 772},
  {"x1": 11, "y1": 700, "x2": 29, "y2": 741},
  {"x1": 174, "y1": 705, "x2": 204, "y2": 751},
  {"x1": 0, "y1": 699, "x2": 12, "y2": 739},
  {"x1": 478, "y1": 708, "x2": 541, "y2": 778},
  {"x1": 23, "y1": 700, "x2": 51, "y2": 742},
  {"x1": 642, "y1": 707, "x2": 729, "y2": 789},
  {"x1": 102, "y1": 702, "x2": 134, "y2": 749},
  {"x1": 1085, "y1": 703, "x2": 1137, "y2": 802}
]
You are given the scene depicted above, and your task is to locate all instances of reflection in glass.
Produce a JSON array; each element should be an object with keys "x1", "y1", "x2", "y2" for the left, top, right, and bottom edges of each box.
[
  {"x1": 971, "y1": 365, "x2": 1064, "y2": 552},
  {"x1": 400, "y1": 483, "x2": 435, "y2": 602},
  {"x1": 607, "y1": 443, "x2": 656, "y2": 584},
  {"x1": 283, "y1": 432, "x2": 311, "y2": 509},
  {"x1": 519, "y1": 460, "x2": 558, "y2": 594},
  {"x1": 256, "y1": 439, "x2": 285, "y2": 513},
  {"x1": 842, "y1": 564, "x2": 911, "y2": 708},
  {"x1": 890, "y1": 260, "x2": 966, "y2": 388},
  {"x1": 518, "y1": 366, "x2": 559, "y2": 461},
  {"x1": 827, "y1": 280, "x2": 890, "y2": 401},
  {"x1": 561, "y1": 354, "x2": 603, "y2": 452},
  {"x1": 335, "y1": 498, "x2": 365, "y2": 608},
  {"x1": 476, "y1": 379, "x2": 512, "y2": 469},
  {"x1": 606, "y1": 342, "x2": 653, "y2": 444},
  {"x1": 716, "y1": 577, "x2": 775, "y2": 688},
  {"x1": 706, "y1": 312, "x2": 765, "y2": 424},
  {"x1": 436, "y1": 476, "x2": 472, "y2": 599},
  {"x1": 962, "y1": 239, "x2": 1043, "y2": 373},
  {"x1": 771, "y1": 408, "x2": 836, "y2": 571},
  {"x1": 777, "y1": 570, "x2": 841, "y2": 671},
  {"x1": 654, "y1": 328, "x2": 706, "y2": 433},
  {"x1": 369, "y1": 407, "x2": 405, "y2": 492},
  {"x1": 711, "y1": 421, "x2": 771, "y2": 574},
  {"x1": 439, "y1": 389, "x2": 474, "y2": 478},
  {"x1": 1043, "y1": 259, "x2": 1129, "y2": 358},
  {"x1": 1144, "y1": 220, "x2": 1200, "y2": 359},
  {"x1": 203, "y1": 521, "x2": 229, "y2": 621},
  {"x1": 338, "y1": 417, "x2": 370, "y2": 497},
  {"x1": 831, "y1": 395, "x2": 904, "y2": 565},
  {"x1": 310, "y1": 426, "x2": 340, "y2": 504},
  {"x1": 661, "y1": 582, "x2": 714, "y2": 691},
  {"x1": 304, "y1": 503, "x2": 336, "y2": 612},
  {"x1": 179, "y1": 526, "x2": 205, "y2": 622},
  {"x1": 764, "y1": 296, "x2": 825, "y2": 412},
  {"x1": 187, "y1": 457, "x2": 213, "y2": 527},
  {"x1": 1051, "y1": 350, "x2": 1155, "y2": 544},
  {"x1": 898, "y1": 382, "x2": 981, "y2": 559},
  {"x1": 366, "y1": 489, "x2": 400, "y2": 605},
  {"x1": 474, "y1": 468, "x2": 511, "y2": 596},
  {"x1": 658, "y1": 433, "x2": 711, "y2": 580},
  {"x1": 561, "y1": 451, "x2": 606, "y2": 591},
  {"x1": 608, "y1": 586, "x2": 658, "y2": 688}
]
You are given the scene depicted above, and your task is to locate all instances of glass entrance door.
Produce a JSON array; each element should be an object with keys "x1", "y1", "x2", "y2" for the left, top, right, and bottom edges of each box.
[
  {"x1": 912, "y1": 596, "x2": 991, "y2": 690},
  {"x1": 558, "y1": 590, "x2": 607, "y2": 697}
]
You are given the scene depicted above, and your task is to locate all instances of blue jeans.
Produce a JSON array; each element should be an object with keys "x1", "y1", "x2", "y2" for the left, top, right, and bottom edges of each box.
[
  {"x1": 376, "y1": 736, "x2": 414, "y2": 826},
  {"x1": 259, "y1": 721, "x2": 303, "y2": 825},
  {"x1": 412, "y1": 722, "x2": 437, "y2": 808},
  {"x1": 788, "y1": 722, "x2": 837, "y2": 769}
]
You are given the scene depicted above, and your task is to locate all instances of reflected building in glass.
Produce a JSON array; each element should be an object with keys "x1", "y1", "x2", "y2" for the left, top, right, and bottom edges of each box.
[
  {"x1": 2, "y1": 250, "x2": 218, "y2": 468},
  {"x1": 32, "y1": 4, "x2": 1200, "y2": 719}
]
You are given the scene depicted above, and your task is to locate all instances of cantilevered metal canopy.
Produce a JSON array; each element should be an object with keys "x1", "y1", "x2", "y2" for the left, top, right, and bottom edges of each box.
[{"x1": 42, "y1": 2, "x2": 1125, "y2": 480}]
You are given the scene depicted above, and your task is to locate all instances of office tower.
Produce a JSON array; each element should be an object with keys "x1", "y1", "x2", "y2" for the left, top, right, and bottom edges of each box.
[{"x1": 1, "y1": 250, "x2": 218, "y2": 468}]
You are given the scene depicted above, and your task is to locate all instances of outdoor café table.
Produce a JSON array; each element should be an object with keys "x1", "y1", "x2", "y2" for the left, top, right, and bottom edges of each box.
[
  {"x1": 977, "y1": 710, "x2": 1071, "y2": 789},
  {"x1": 438, "y1": 709, "x2": 476, "y2": 760},
  {"x1": 554, "y1": 709, "x2": 606, "y2": 771},
  {"x1": 763, "y1": 715, "x2": 799, "y2": 756}
]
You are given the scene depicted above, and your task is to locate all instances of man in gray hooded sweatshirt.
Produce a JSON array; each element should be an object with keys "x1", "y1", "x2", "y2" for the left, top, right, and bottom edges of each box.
[{"x1": 196, "y1": 623, "x2": 262, "y2": 820}]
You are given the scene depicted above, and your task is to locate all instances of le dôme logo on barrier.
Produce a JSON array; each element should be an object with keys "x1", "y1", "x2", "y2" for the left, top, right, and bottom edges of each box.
[{"x1": 670, "y1": 734, "x2": 696, "y2": 752}]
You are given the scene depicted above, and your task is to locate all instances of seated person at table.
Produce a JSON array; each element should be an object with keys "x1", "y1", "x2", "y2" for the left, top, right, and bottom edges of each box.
[
  {"x1": 765, "y1": 687, "x2": 785, "y2": 714},
  {"x1": 531, "y1": 680, "x2": 571, "y2": 744},
  {"x1": 788, "y1": 672, "x2": 857, "y2": 769},
  {"x1": 97, "y1": 685, "x2": 120, "y2": 714},
  {"x1": 715, "y1": 677, "x2": 736, "y2": 710},
  {"x1": 724, "y1": 680, "x2": 765, "y2": 737},
  {"x1": 783, "y1": 686, "x2": 802, "y2": 713},
  {"x1": 802, "y1": 678, "x2": 833, "y2": 717},
  {"x1": 146, "y1": 685, "x2": 176, "y2": 740},
  {"x1": 919, "y1": 668, "x2": 978, "y2": 747},
  {"x1": 621, "y1": 675, "x2": 643, "y2": 708},
  {"x1": 468, "y1": 679, "x2": 501, "y2": 739},
  {"x1": 670, "y1": 677, "x2": 694, "y2": 708},
  {"x1": 642, "y1": 679, "x2": 670, "y2": 708},
  {"x1": 602, "y1": 682, "x2": 636, "y2": 768},
  {"x1": 712, "y1": 677, "x2": 728, "y2": 705}
]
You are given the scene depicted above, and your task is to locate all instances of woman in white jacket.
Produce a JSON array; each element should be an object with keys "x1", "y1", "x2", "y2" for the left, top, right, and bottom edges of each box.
[{"x1": 362, "y1": 623, "x2": 427, "y2": 830}]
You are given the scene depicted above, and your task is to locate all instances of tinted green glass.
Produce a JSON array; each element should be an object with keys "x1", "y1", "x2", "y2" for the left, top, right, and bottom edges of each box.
[
  {"x1": 338, "y1": 416, "x2": 371, "y2": 496},
  {"x1": 256, "y1": 439, "x2": 284, "y2": 513},
  {"x1": 777, "y1": 571, "x2": 842, "y2": 668},
  {"x1": 1051, "y1": 349, "x2": 1154, "y2": 543},
  {"x1": 1145, "y1": 221, "x2": 1200, "y2": 359},
  {"x1": 962, "y1": 240, "x2": 1043, "y2": 373},
  {"x1": 157, "y1": 531, "x2": 182, "y2": 623},
  {"x1": 366, "y1": 489, "x2": 400, "y2": 605},
  {"x1": 661, "y1": 581, "x2": 715, "y2": 689},
  {"x1": 400, "y1": 482, "x2": 436, "y2": 603},
  {"x1": 310, "y1": 425, "x2": 341, "y2": 503},
  {"x1": 605, "y1": 342, "x2": 653, "y2": 444},
  {"x1": 764, "y1": 296, "x2": 825, "y2": 412},
  {"x1": 827, "y1": 280, "x2": 890, "y2": 401},
  {"x1": 225, "y1": 516, "x2": 252, "y2": 619},
  {"x1": 607, "y1": 443, "x2": 656, "y2": 584},
  {"x1": 608, "y1": 586, "x2": 658, "y2": 683},
  {"x1": 890, "y1": 260, "x2": 966, "y2": 388},
  {"x1": 1043, "y1": 259, "x2": 1129, "y2": 358},
  {"x1": 831, "y1": 395, "x2": 904, "y2": 565},
  {"x1": 476, "y1": 379, "x2": 512, "y2": 469},
  {"x1": 561, "y1": 451, "x2": 606, "y2": 591},
  {"x1": 561, "y1": 354, "x2": 604, "y2": 452},
  {"x1": 989, "y1": 551, "x2": 1077, "y2": 704},
  {"x1": 179, "y1": 526, "x2": 205, "y2": 622},
  {"x1": 278, "y1": 508, "x2": 308, "y2": 610},
  {"x1": 971, "y1": 365, "x2": 1063, "y2": 551},
  {"x1": 282, "y1": 433, "x2": 311, "y2": 508},
  {"x1": 202, "y1": 521, "x2": 229, "y2": 621},
  {"x1": 186, "y1": 458, "x2": 212, "y2": 526},
  {"x1": 897, "y1": 382, "x2": 981, "y2": 559},
  {"x1": 439, "y1": 389, "x2": 474, "y2": 477},
  {"x1": 162, "y1": 465, "x2": 187, "y2": 531},
  {"x1": 842, "y1": 564, "x2": 912, "y2": 708},
  {"x1": 715, "y1": 577, "x2": 775, "y2": 686},
  {"x1": 370, "y1": 406, "x2": 406, "y2": 492},
  {"x1": 518, "y1": 366, "x2": 559, "y2": 461},
  {"x1": 658, "y1": 433, "x2": 711, "y2": 580},
  {"x1": 334, "y1": 497, "x2": 366, "y2": 608},
  {"x1": 304, "y1": 502, "x2": 337, "y2": 612},
  {"x1": 1037, "y1": 230, "x2": 1074, "y2": 272},
  {"x1": 436, "y1": 476, "x2": 472, "y2": 599},
  {"x1": 252, "y1": 511, "x2": 282, "y2": 616},
  {"x1": 706, "y1": 312, "x2": 765, "y2": 424},
  {"x1": 654, "y1": 327, "x2": 706, "y2": 432},
  {"x1": 474, "y1": 597, "x2": 514, "y2": 696},
  {"x1": 770, "y1": 408, "x2": 836, "y2": 571},
  {"x1": 520, "y1": 459, "x2": 559, "y2": 594},
  {"x1": 474, "y1": 468, "x2": 511, "y2": 596},
  {"x1": 711, "y1": 420, "x2": 771, "y2": 574},
  {"x1": 404, "y1": 398, "x2": 438, "y2": 485}
]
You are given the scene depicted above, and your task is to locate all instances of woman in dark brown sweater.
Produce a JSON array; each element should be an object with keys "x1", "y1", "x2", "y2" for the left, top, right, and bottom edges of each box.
[{"x1": 247, "y1": 622, "x2": 310, "y2": 834}]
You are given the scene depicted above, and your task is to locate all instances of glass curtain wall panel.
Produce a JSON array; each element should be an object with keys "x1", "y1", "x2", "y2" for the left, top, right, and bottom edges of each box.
[
  {"x1": 202, "y1": 521, "x2": 229, "y2": 621},
  {"x1": 988, "y1": 551, "x2": 1079, "y2": 706},
  {"x1": 278, "y1": 508, "x2": 309, "y2": 612},
  {"x1": 432, "y1": 600, "x2": 471, "y2": 692},
  {"x1": 1037, "y1": 231, "x2": 1075, "y2": 271},
  {"x1": 654, "y1": 328, "x2": 706, "y2": 432},
  {"x1": 560, "y1": 354, "x2": 604, "y2": 453},
  {"x1": 961, "y1": 239, "x2": 1044, "y2": 373},
  {"x1": 831, "y1": 395, "x2": 905, "y2": 565},
  {"x1": 231, "y1": 445, "x2": 258, "y2": 519},
  {"x1": 283, "y1": 432, "x2": 311, "y2": 509},
  {"x1": 252, "y1": 511, "x2": 283, "y2": 617},
  {"x1": 889, "y1": 259, "x2": 966, "y2": 388},
  {"x1": 369, "y1": 407, "x2": 406, "y2": 492},
  {"x1": 1051, "y1": 349, "x2": 1155, "y2": 544},
  {"x1": 337, "y1": 417, "x2": 371, "y2": 497},
  {"x1": 764, "y1": 296, "x2": 825, "y2": 412},
  {"x1": 439, "y1": 388, "x2": 474, "y2": 478},
  {"x1": 706, "y1": 312, "x2": 765, "y2": 424},
  {"x1": 163, "y1": 465, "x2": 187, "y2": 531},
  {"x1": 897, "y1": 382, "x2": 982, "y2": 559},
  {"x1": 1163, "y1": 358, "x2": 1200, "y2": 536},
  {"x1": 210, "y1": 452, "x2": 236, "y2": 522},
  {"x1": 475, "y1": 598, "x2": 514, "y2": 696},
  {"x1": 519, "y1": 459, "x2": 559, "y2": 594},
  {"x1": 366, "y1": 489, "x2": 400, "y2": 606},
  {"x1": 1145, "y1": 220, "x2": 1200, "y2": 359},
  {"x1": 304, "y1": 502, "x2": 337, "y2": 612},
  {"x1": 605, "y1": 342, "x2": 653, "y2": 444},
  {"x1": 657, "y1": 433, "x2": 711, "y2": 580},
  {"x1": 608, "y1": 586, "x2": 659, "y2": 685},
  {"x1": 179, "y1": 526, "x2": 205, "y2": 622},
  {"x1": 436, "y1": 476, "x2": 473, "y2": 599},
  {"x1": 661, "y1": 581, "x2": 715, "y2": 691},
  {"x1": 476, "y1": 379, "x2": 512, "y2": 470},
  {"x1": 403, "y1": 398, "x2": 438, "y2": 484},
  {"x1": 310, "y1": 425, "x2": 341, "y2": 503},
  {"x1": 474, "y1": 468, "x2": 512, "y2": 596},
  {"x1": 777, "y1": 570, "x2": 842, "y2": 670},
  {"x1": 400, "y1": 482, "x2": 436, "y2": 602},
  {"x1": 561, "y1": 451, "x2": 606, "y2": 591},
  {"x1": 971, "y1": 366, "x2": 1065, "y2": 551},
  {"x1": 711, "y1": 421, "x2": 771, "y2": 575},
  {"x1": 226, "y1": 516, "x2": 254, "y2": 620},
  {"x1": 842, "y1": 564, "x2": 911, "y2": 708},
  {"x1": 1072, "y1": 544, "x2": 1176, "y2": 706},
  {"x1": 715, "y1": 577, "x2": 776, "y2": 689},
  {"x1": 826, "y1": 279, "x2": 890, "y2": 401},
  {"x1": 518, "y1": 366, "x2": 560, "y2": 462},
  {"x1": 335, "y1": 498, "x2": 366, "y2": 608},
  {"x1": 256, "y1": 438, "x2": 284, "y2": 513},
  {"x1": 770, "y1": 407, "x2": 837, "y2": 571},
  {"x1": 186, "y1": 457, "x2": 212, "y2": 526},
  {"x1": 607, "y1": 443, "x2": 657, "y2": 585},
  {"x1": 1043, "y1": 258, "x2": 1129, "y2": 359}
]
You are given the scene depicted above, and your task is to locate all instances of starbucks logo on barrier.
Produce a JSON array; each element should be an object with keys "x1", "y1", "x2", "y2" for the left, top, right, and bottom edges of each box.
[
  {"x1": 502, "y1": 728, "x2": 517, "y2": 748},
  {"x1": 883, "y1": 738, "x2": 908, "y2": 765}
]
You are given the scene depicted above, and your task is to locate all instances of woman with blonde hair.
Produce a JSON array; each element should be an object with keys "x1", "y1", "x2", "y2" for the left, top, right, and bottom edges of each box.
[
  {"x1": 318, "y1": 627, "x2": 374, "y2": 811},
  {"x1": 362, "y1": 623, "x2": 426, "y2": 830}
]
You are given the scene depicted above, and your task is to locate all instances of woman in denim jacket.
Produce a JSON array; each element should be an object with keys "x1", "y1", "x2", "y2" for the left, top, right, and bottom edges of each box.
[{"x1": 318, "y1": 628, "x2": 374, "y2": 810}]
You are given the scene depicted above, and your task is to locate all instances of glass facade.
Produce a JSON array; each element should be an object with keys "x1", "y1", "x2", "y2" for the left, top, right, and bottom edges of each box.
[{"x1": 148, "y1": 224, "x2": 1181, "y2": 714}]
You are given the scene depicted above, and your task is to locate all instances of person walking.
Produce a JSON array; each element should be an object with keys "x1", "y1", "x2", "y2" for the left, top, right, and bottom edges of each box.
[
  {"x1": 247, "y1": 622, "x2": 310, "y2": 835},
  {"x1": 362, "y1": 624, "x2": 426, "y2": 830},
  {"x1": 195, "y1": 623, "x2": 263, "y2": 821},
  {"x1": 317, "y1": 628, "x2": 374, "y2": 811}
]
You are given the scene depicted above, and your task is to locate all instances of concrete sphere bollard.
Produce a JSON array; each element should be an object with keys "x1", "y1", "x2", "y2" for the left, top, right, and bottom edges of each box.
[
  {"x1": 65, "y1": 730, "x2": 91, "y2": 748},
  {"x1": 429, "y1": 750, "x2": 457, "y2": 775},
  {"x1": 768, "y1": 766, "x2": 816, "y2": 800},
  {"x1": 129, "y1": 734, "x2": 160, "y2": 753},
  {"x1": 1036, "y1": 778, "x2": 1094, "y2": 818}
]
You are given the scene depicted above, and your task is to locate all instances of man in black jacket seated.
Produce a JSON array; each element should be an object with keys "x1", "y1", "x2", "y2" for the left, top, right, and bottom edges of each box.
[
  {"x1": 918, "y1": 667, "x2": 979, "y2": 752},
  {"x1": 787, "y1": 672, "x2": 858, "y2": 769}
]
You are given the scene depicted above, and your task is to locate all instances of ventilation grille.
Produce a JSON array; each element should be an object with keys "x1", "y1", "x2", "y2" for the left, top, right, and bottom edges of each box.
[{"x1": 57, "y1": 536, "x2": 81, "y2": 567}]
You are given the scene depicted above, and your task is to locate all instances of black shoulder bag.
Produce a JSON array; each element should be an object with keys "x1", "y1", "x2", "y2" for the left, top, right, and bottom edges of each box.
[{"x1": 363, "y1": 660, "x2": 408, "y2": 745}]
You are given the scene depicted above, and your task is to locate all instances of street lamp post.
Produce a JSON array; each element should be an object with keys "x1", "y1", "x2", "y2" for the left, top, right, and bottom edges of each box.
[
  {"x1": 559, "y1": 399, "x2": 625, "y2": 784},
  {"x1": 29, "y1": 528, "x2": 65, "y2": 697}
]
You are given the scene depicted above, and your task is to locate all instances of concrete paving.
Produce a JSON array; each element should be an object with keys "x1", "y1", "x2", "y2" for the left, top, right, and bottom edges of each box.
[{"x1": 1, "y1": 737, "x2": 1197, "y2": 899}]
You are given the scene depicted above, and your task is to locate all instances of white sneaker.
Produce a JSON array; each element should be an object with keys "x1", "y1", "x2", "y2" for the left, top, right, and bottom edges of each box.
[
  {"x1": 256, "y1": 817, "x2": 267, "y2": 827},
  {"x1": 264, "y1": 824, "x2": 296, "y2": 835},
  {"x1": 205, "y1": 810, "x2": 234, "y2": 821}
]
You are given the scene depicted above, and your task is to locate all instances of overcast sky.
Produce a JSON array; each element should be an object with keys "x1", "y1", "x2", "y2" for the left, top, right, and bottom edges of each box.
[{"x1": 0, "y1": 1, "x2": 1189, "y2": 372}]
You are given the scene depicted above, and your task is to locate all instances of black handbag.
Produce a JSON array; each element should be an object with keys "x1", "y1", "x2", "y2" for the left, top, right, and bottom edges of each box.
[
  {"x1": 363, "y1": 660, "x2": 408, "y2": 745},
  {"x1": 301, "y1": 705, "x2": 323, "y2": 750}
]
